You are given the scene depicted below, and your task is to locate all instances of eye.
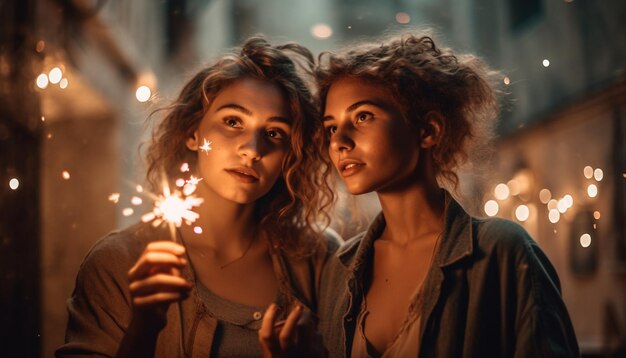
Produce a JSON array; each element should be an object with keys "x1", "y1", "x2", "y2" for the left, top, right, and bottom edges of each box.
[
  {"x1": 356, "y1": 111, "x2": 373, "y2": 123},
  {"x1": 266, "y1": 128, "x2": 287, "y2": 140},
  {"x1": 223, "y1": 116, "x2": 242, "y2": 128},
  {"x1": 325, "y1": 125, "x2": 337, "y2": 136}
]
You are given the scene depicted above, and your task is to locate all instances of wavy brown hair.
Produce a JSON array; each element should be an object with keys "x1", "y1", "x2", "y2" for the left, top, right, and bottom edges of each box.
[
  {"x1": 145, "y1": 36, "x2": 333, "y2": 256},
  {"x1": 316, "y1": 31, "x2": 500, "y2": 189}
]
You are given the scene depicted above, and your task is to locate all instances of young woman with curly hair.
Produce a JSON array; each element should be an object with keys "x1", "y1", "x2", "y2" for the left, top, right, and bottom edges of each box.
[
  {"x1": 311, "y1": 32, "x2": 580, "y2": 357},
  {"x1": 56, "y1": 36, "x2": 337, "y2": 358}
]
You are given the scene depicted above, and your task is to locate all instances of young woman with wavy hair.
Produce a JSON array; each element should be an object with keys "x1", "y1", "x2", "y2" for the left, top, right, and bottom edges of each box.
[
  {"x1": 310, "y1": 32, "x2": 579, "y2": 357},
  {"x1": 56, "y1": 36, "x2": 337, "y2": 358}
]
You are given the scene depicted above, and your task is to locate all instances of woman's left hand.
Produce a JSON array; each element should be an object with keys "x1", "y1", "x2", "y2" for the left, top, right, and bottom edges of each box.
[{"x1": 258, "y1": 303, "x2": 328, "y2": 358}]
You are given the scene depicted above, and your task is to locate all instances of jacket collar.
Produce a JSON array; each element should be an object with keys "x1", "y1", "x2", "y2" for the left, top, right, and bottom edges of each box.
[{"x1": 337, "y1": 191, "x2": 474, "y2": 272}]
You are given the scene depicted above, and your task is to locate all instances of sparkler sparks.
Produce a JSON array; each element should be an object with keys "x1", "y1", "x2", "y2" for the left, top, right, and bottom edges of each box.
[
  {"x1": 199, "y1": 138, "x2": 212, "y2": 154},
  {"x1": 142, "y1": 184, "x2": 204, "y2": 229},
  {"x1": 186, "y1": 176, "x2": 203, "y2": 186}
]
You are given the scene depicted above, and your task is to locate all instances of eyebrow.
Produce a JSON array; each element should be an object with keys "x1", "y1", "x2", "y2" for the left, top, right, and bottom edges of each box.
[
  {"x1": 323, "y1": 100, "x2": 383, "y2": 122},
  {"x1": 216, "y1": 103, "x2": 291, "y2": 125}
]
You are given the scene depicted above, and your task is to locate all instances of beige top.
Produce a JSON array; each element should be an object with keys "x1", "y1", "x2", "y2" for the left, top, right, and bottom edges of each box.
[{"x1": 351, "y1": 283, "x2": 425, "y2": 358}]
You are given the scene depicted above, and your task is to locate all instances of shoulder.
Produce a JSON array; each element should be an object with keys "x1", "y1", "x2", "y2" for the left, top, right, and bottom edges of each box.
[{"x1": 472, "y1": 216, "x2": 536, "y2": 258}]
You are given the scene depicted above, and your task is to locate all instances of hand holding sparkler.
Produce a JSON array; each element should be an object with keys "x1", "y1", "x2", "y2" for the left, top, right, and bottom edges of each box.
[{"x1": 127, "y1": 241, "x2": 192, "y2": 328}]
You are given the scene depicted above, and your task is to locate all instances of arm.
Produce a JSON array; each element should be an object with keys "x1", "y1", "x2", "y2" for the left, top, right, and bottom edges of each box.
[{"x1": 56, "y1": 238, "x2": 190, "y2": 358}]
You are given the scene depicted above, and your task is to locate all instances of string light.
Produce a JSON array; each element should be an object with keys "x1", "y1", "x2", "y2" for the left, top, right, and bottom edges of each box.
[
  {"x1": 583, "y1": 166, "x2": 593, "y2": 179},
  {"x1": 484, "y1": 200, "x2": 499, "y2": 217},
  {"x1": 548, "y1": 209, "x2": 560, "y2": 223},
  {"x1": 594, "y1": 168, "x2": 603, "y2": 181},
  {"x1": 580, "y1": 233, "x2": 591, "y2": 248},
  {"x1": 515, "y1": 205, "x2": 530, "y2": 222},
  {"x1": 48, "y1": 67, "x2": 62, "y2": 84},
  {"x1": 539, "y1": 189, "x2": 551, "y2": 204},
  {"x1": 310, "y1": 23, "x2": 333, "y2": 39},
  {"x1": 36, "y1": 74, "x2": 49, "y2": 89},
  {"x1": 587, "y1": 184, "x2": 598, "y2": 198},
  {"x1": 136, "y1": 86, "x2": 151, "y2": 102},
  {"x1": 9, "y1": 178, "x2": 19, "y2": 190},
  {"x1": 395, "y1": 12, "x2": 410, "y2": 24},
  {"x1": 593, "y1": 211, "x2": 601, "y2": 220},
  {"x1": 494, "y1": 183, "x2": 509, "y2": 200},
  {"x1": 542, "y1": 59, "x2": 550, "y2": 67}
]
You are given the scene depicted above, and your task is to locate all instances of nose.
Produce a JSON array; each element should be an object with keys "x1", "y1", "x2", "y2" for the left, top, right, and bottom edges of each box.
[
  {"x1": 237, "y1": 132, "x2": 262, "y2": 161},
  {"x1": 329, "y1": 123, "x2": 355, "y2": 153}
]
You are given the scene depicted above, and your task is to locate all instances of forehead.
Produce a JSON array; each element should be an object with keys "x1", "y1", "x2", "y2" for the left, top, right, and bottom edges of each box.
[
  {"x1": 324, "y1": 77, "x2": 398, "y2": 113},
  {"x1": 208, "y1": 77, "x2": 290, "y2": 117}
]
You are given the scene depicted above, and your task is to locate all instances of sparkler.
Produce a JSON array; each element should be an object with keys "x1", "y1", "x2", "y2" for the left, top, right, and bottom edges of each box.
[{"x1": 199, "y1": 138, "x2": 212, "y2": 154}]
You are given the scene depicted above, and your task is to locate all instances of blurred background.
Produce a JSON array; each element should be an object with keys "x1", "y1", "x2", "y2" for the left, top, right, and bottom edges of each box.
[{"x1": 1, "y1": 0, "x2": 625, "y2": 356}]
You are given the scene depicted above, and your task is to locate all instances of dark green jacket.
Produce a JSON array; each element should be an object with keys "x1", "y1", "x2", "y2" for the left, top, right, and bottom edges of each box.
[{"x1": 318, "y1": 196, "x2": 580, "y2": 357}]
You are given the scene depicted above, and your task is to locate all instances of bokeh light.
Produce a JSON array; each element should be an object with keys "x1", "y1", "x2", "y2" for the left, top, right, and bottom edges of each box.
[
  {"x1": 587, "y1": 184, "x2": 598, "y2": 198},
  {"x1": 580, "y1": 233, "x2": 591, "y2": 248},
  {"x1": 594, "y1": 168, "x2": 603, "y2": 181},
  {"x1": 549, "y1": 209, "x2": 560, "y2": 223},
  {"x1": 494, "y1": 183, "x2": 509, "y2": 200},
  {"x1": 583, "y1": 166, "x2": 593, "y2": 179},
  {"x1": 135, "y1": 85, "x2": 151, "y2": 102},
  {"x1": 395, "y1": 12, "x2": 410, "y2": 24},
  {"x1": 484, "y1": 200, "x2": 499, "y2": 217},
  {"x1": 9, "y1": 178, "x2": 19, "y2": 190},
  {"x1": 36, "y1": 73, "x2": 49, "y2": 89},
  {"x1": 539, "y1": 188, "x2": 552, "y2": 204},
  {"x1": 515, "y1": 205, "x2": 530, "y2": 222},
  {"x1": 48, "y1": 67, "x2": 62, "y2": 84},
  {"x1": 310, "y1": 23, "x2": 333, "y2": 39}
]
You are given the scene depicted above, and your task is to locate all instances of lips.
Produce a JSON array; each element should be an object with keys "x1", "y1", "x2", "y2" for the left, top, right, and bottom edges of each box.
[
  {"x1": 225, "y1": 166, "x2": 260, "y2": 183},
  {"x1": 337, "y1": 158, "x2": 365, "y2": 177}
]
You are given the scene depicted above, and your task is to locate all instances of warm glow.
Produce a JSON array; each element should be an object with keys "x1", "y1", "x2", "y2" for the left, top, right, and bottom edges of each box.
[
  {"x1": 61, "y1": 171, "x2": 70, "y2": 180},
  {"x1": 122, "y1": 208, "x2": 134, "y2": 216},
  {"x1": 503, "y1": 76, "x2": 510, "y2": 85},
  {"x1": 48, "y1": 67, "x2": 62, "y2": 84},
  {"x1": 153, "y1": 191, "x2": 203, "y2": 227},
  {"x1": 587, "y1": 184, "x2": 598, "y2": 198},
  {"x1": 557, "y1": 199, "x2": 568, "y2": 213},
  {"x1": 484, "y1": 200, "x2": 499, "y2": 217},
  {"x1": 194, "y1": 226, "x2": 203, "y2": 234},
  {"x1": 135, "y1": 85, "x2": 151, "y2": 102},
  {"x1": 395, "y1": 12, "x2": 411, "y2": 24},
  {"x1": 593, "y1": 211, "x2": 601, "y2": 220},
  {"x1": 583, "y1": 166, "x2": 593, "y2": 179},
  {"x1": 59, "y1": 78, "x2": 68, "y2": 89},
  {"x1": 180, "y1": 163, "x2": 190, "y2": 172},
  {"x1": 542, "y1": 59, "x2": 550, "y2": 67},
  {"x1": 548, "y1": 209, "x2": 560, "y2": 223},
  {"x1": 131, "y1": 196, "x2": 143, "y2": 206},
  {"x1": 175, "y1": 178, "x2": 186, "y2": 187},
  {"x1": 136, "y1": 185, "x2": 144, "y2": 193},
  {"x1": 515, "y1": 205, "x2": 530, "y2": 221},
  {"x1": 594, "y1": 168, "x2": 603, "y2": 181},
  {"x1": 494, "y1": 183, "x2": 510, "y2": 200},
  {"x1": 9, "y1": 178, "x2": 19, "y2": 190},
  {"x1": 310, "y1": 23, "x2": 333, "y2": 39},
  {"x1": 539, "y1": 189, "x2": 551, "y2": 204},
  {"x1": 36, "y1": 73, "x2": 49, "y2": 89},
  {"x1": 580, "y1": 233, "x2": 591, "y2": 248}
]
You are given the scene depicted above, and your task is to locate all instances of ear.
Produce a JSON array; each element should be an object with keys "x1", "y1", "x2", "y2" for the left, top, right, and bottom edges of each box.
[
  {"x1": 419, "y1": 111, "x2": 444, "y2": 149},
  {"x1": 186, "y1": 130, "x2": 199, "y2": 151}
]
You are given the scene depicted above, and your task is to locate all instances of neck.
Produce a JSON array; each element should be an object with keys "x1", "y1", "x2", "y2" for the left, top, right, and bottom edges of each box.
[{"x1": 377, "y1": 178, "x2": 445, "y2": 246}]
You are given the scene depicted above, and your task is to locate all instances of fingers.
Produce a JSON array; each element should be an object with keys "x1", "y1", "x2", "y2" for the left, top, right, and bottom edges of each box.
[
  {"x1": 279, "y1": 305, "x2": 303, "y2": 351},
  {"x1": 294, "y1": 309, "x2": 315, "y2": 348},
  {"x1": 128, "y1": 241, "x2": 187, "y2": 281},
  {"x1": 129, "y1": 273, "x2": 192, "y2": 297},
  {"x1": 259, "y1": 304, "x2": 281, "y2": 357},
  {"x1": 127, "y1": 241, "x2": 191, "y2": 311}
]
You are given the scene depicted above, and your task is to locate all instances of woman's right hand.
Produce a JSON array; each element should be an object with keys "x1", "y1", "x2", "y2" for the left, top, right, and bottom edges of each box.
[{"x1": 127, "y1": 241, "x2": 192, "y2": 330}]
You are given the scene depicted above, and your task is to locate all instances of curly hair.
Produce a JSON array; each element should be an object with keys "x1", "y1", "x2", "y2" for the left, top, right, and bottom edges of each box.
[
  {"x1": 316, "y1": 31, "x2": 500, "y2": 189},
  {"x1": 145, "y1": 36, "x2": 333, "y2": 256}
]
